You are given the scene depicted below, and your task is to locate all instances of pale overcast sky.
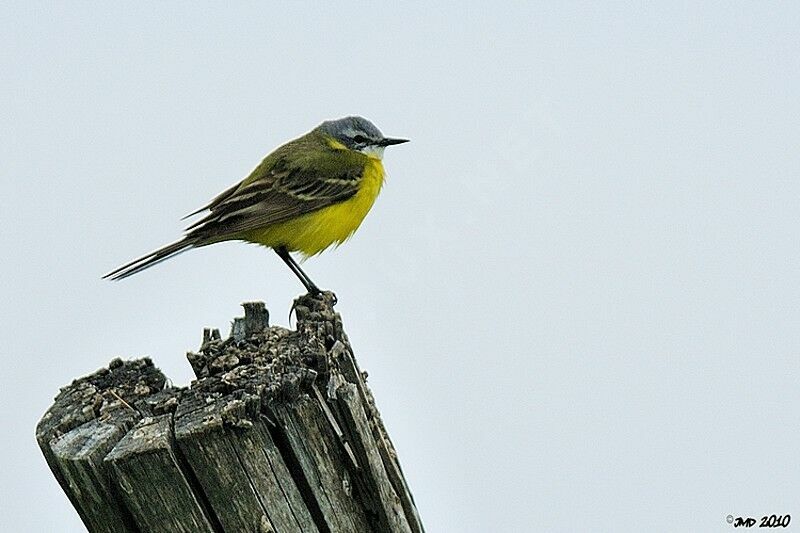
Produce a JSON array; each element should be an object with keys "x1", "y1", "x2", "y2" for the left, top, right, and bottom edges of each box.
[{"x1": 2, "y1": 3, "x2": 799, "y2": 532}]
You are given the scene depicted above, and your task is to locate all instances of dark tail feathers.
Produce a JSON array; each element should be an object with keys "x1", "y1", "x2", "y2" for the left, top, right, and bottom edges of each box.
[{"x1": 103, "y1": 238, "x2": 195, "y2": 281}]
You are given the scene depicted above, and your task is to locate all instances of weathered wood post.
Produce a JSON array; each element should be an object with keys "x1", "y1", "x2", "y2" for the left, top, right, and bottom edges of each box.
[{"x1": 36, "y1": 293, "x2": 424, "y2": 533}]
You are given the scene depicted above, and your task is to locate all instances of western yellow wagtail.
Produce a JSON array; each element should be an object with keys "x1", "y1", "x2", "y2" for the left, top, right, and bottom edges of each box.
[{"x1": 104, "y1": 116, "x2": 408, "y2": 294}]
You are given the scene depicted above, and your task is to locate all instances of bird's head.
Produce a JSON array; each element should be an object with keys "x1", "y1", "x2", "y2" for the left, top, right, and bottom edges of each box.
[{"x1": 317, "y1": 116, "x2": 408, "y2": 159}]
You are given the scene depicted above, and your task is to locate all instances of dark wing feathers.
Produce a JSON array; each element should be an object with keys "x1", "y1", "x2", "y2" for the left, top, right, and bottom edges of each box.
[
  {"x1": 186, "y1": 153, "x2": 363, "y2": 241},
  {"x1": 181, "y1": 180, "x2": 242, "y2": 220}
]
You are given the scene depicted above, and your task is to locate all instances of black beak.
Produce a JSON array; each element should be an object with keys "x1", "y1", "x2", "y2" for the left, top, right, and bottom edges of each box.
[{"x1": 378, "y1": 137, "x2": 410, "y2": 146}]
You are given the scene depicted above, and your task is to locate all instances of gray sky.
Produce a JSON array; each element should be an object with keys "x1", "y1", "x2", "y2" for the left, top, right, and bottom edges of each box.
[{"x1": 2, "y1": 2, "x2": 799, "y2": 532}]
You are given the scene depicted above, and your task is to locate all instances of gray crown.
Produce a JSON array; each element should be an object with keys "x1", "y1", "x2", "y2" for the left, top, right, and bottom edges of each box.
[{"x1": 317, "y1": 116, "x2": 384, "y2": 148}]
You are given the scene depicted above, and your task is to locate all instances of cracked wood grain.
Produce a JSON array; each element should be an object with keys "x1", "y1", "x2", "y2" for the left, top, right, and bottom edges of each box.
[{"x1": 37, "y1": 292, "x2": 425, "y2": 533}]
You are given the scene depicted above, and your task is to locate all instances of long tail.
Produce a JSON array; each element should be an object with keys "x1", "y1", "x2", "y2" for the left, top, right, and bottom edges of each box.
[{"x1": 103, "y1": 238, "x2": 196, "y2": 280}]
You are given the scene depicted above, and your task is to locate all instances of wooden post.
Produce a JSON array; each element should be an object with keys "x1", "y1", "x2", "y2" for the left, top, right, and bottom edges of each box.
[{"x1": 36, "y1": 293, "x2": 425, "y2": 533}]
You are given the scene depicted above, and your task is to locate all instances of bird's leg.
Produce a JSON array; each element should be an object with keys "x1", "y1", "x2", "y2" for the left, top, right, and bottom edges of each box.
[{"x1": 274, "y1": 246, "x2": 321, "y2": 296}]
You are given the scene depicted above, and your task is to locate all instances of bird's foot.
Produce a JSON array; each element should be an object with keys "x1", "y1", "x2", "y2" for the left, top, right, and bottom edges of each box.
[
  {"x1": 311, "y1": 289, "x2": 337, "y2": 306},
  {"x1": 305, "y1": 283, "x2": 337, "y2": 305},
  {"x1": 289, "y1": 290, "x2": 338, "y2": 326}
]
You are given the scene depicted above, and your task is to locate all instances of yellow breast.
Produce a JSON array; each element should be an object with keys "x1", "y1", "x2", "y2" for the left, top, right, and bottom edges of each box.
[{"x1": 246, "y1": 158, "x2": 385, "y2": 256}]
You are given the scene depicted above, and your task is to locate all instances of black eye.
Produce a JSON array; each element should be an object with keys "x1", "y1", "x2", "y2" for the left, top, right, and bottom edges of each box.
[{"x1": 352, "y1": 134, "x2": 368, "y2": 144}]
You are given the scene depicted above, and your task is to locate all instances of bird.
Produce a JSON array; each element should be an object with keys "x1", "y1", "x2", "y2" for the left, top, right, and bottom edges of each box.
[{"x1": 104, "y1": 116, "x2": 408, "y2": 295}]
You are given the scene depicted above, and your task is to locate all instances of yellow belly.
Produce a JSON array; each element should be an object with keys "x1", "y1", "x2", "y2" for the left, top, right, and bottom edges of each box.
[{"x1": 243, "y1": 158, "x2": 385, "y2": 256}]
